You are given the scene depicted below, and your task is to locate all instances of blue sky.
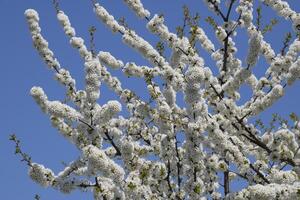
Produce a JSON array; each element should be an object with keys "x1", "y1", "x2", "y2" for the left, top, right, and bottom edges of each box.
[{"x1": 1, "y1": 0, "x2": 300, "y2": 199}]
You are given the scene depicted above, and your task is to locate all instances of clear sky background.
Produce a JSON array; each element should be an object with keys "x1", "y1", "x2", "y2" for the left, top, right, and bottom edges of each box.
[{"x1": 1, "y1": 0, "x2": 300, "y2": 199}]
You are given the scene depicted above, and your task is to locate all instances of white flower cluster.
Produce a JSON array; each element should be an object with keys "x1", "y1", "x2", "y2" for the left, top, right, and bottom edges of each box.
[
  {"x1": 57, "y1": 11, "x2": 76, "y2": 37},
  {"x1": 260, "y1": 40, "x2": 276, "y2": 64},
  {"x1": 215, "y1": 26, "x2": 227, "y2": 42},
  {"x1": 55, "y1": 159, "x2": 86, "y2": 179},
  {"x1": 266, "y1": 56, "x2": 292, "y2": 82},
  {"x1": 206, "y1": 119, "x2": 250, "y2": 172},
  {"x1": 94, "y1": 3, "x2": 125, "y2": 33},
  {"x1": 292, "y1": 14, "x2": 300, "y2": 32},
  {"x1": 163, "y1": 85, "x2": 176, "y2": 107},
  {"x1": 147, "y1": 14, "x2": 189, "y2": 51},
  {"x1": 236, "y1": 0, "x2": 253, "y2": 27},
  {"x1": 268, "y1": 168, "x2": 298, "y2": 184},
  {"x1": 70, "y1": 37, "x2": 91, "y2": 58},
  {"x1": 98, "y1": 51, "x2": 124, "y2": 69},
  {"x1": 55, "y1": 68, "x2": 76, "y2": 90},
  {"x1": 122, "y1": 30, "x2": 163, "y2": 65},
  {"x1": 47, "y1": 101, "x2": 82, "y2": 121},
  {"x1": 123, "y1": 0, "x2": 150, "y2": 19},
  {"x1": 194, "y1": 26, "x2": 215, "y2": 52},
  {"x1": 29, "y1": 163, "x2": 55, "y2": 187},
  {"x1": 261, "y1": 0, "x2": 299, "y2": 31},
  {"x1": 286, "y1": 39, "x2": 300, "y2": 61},
  {"x1": 30, "y1": 86, "x2": 48, "y2": 112},
  {"x1": 247, "y1": 32, "x2": 262, "y2": 67},
  {"x1": 83, "y1": 145, "x2": 125, "y2": 184},
  {"x1": 184, "y1": 66, "x2": 204, "y2": 112},
  {"x1": 50, "y1": 116, "x2": 80, "y2": 146},
  {"x1": 287, "y1": 58, "x2": 300, "y2": 85},
  {"x1": 250, "y1": 84, "x2": 284, "y2": 115},
  {"x1": 123, "y1": 62, "x2": 159, "y2": 78},
  {"x1": 94, "y1": 100, "x2": 122, "y2": 124},
  {"x1": 24, "y1": 9, "x2": 40, "y2": 33},
  {"x1": 84, "y1": 58, "x2": 102, "y2": 105},
  {"x1": 97, "y1": 64, "x2": 123, "y2": 95},
  {"x1": 30, "y1": 86, "x2": 82, "y2": 121},
  {"x1": 25, "y1": 9, "x2": 60, "y2": 70},
  {"x1": 226, "y1": 182, "x2": 300, "y2": 200},
  {"x1": 93, "y1": 177, "x2": 125, "y2": 200},
  {"x1": 222, "y1": 68, "x2": 251, "y2": 93},
  {"x1": 122, "y1": 24, "x2": 184, "y2": 90},
  {"x1": 269, "y1": 128, "x2": 299, "y2": 161}
]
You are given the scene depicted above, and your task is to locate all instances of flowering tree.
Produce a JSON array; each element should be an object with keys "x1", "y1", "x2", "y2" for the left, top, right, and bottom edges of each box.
[{"x1": 11, "y1": 0, "x2": 300, "y2": 199}]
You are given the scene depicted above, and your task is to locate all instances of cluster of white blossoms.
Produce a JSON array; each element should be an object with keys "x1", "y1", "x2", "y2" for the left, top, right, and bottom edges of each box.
[
  {"x1": 23, "y1": 0, "x2": 300, "y2": 199},
  {"x1": 247, "y1": 32, "x2": 262, "y2": 67},
  {"x1": 94, "y1": 3, "x2": 125, "y2": 33},
  {"x1": 261, "y1": 0, "x2": 300, "y2": 31},
  {"x1": 30, "y1": 86, "x2": 82, "y2": 121},
  {"x1": 57, "y1": 11, "x2": 76, "y2": 37},
  {"x1": 123, "y1": 62, "x2": 159, "y2": 78},
  {"x1": 123, "y1": 0, "x2": 150, "y2": 19},
  {"x1": 287, "y1": 57, "x2": 300, "y2": 85},
  {"x1": 83, "y1": 145, "x2": 125, "y2": 184},
  {"x1": 225, "y1": 182, "x2": 300, "y2": 200},
  {"x1": 98, "y1": 51, "x2": 124, "y2": 69},
  {"x1": 236, "y1": 0, "x2": 254, "y2": 27},
  {"x1": 194, "y1": 26, "x2": 215, "y2": 52},
  {"x1": 29, "y1": 163, "x2": 55, "y2": 187}
]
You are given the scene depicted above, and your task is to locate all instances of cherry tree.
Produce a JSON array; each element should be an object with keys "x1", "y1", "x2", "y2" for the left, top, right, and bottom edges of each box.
[{"x1": 11, "y1": 0, "x2": 300, "y2": 199}]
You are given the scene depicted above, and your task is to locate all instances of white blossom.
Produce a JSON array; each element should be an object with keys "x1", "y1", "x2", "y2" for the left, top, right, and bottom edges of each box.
[
  {"x1": 84, "y1": 58, "x2": 102, "y2": 104},
  {"x1": 194, "y1": 26, "x2": 215, "y2": 52},
  {"x1": 83, "y1": 145, "x2": 125, "y2": 184},
  {"x1": 247, "y1": 32, "x2": 262, "y2": 67},
  {"x1": 30, "y1": 86, "x2": 48, "y2": 112},
  {"x1": 29, "y1": 163, "x2": 55, "y2": 187},
  {"x1": 94, "y1": 100, "x2": 122, "y2": 124},
  {"x1": 226, "y1": 182, "x2": 300, "y2": 200},
  {"x1": 57, "y1": 11, "x2": 76, "y2": 37},
  {"x1": 98, "y1": 51, "x2": 124, "y2": 69},
  {"x1": 287, "y1": 58, "x2": 300, "y2": 85},
  {"x1": 47, "y1": 101, "x2": 82, "y2": 121},
  {"x1": 94, "y1": 3, "x2": 125, "y2": 33},
  {"x1": 123, "y1": 0, "x2": 150, "y2": 19}
]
